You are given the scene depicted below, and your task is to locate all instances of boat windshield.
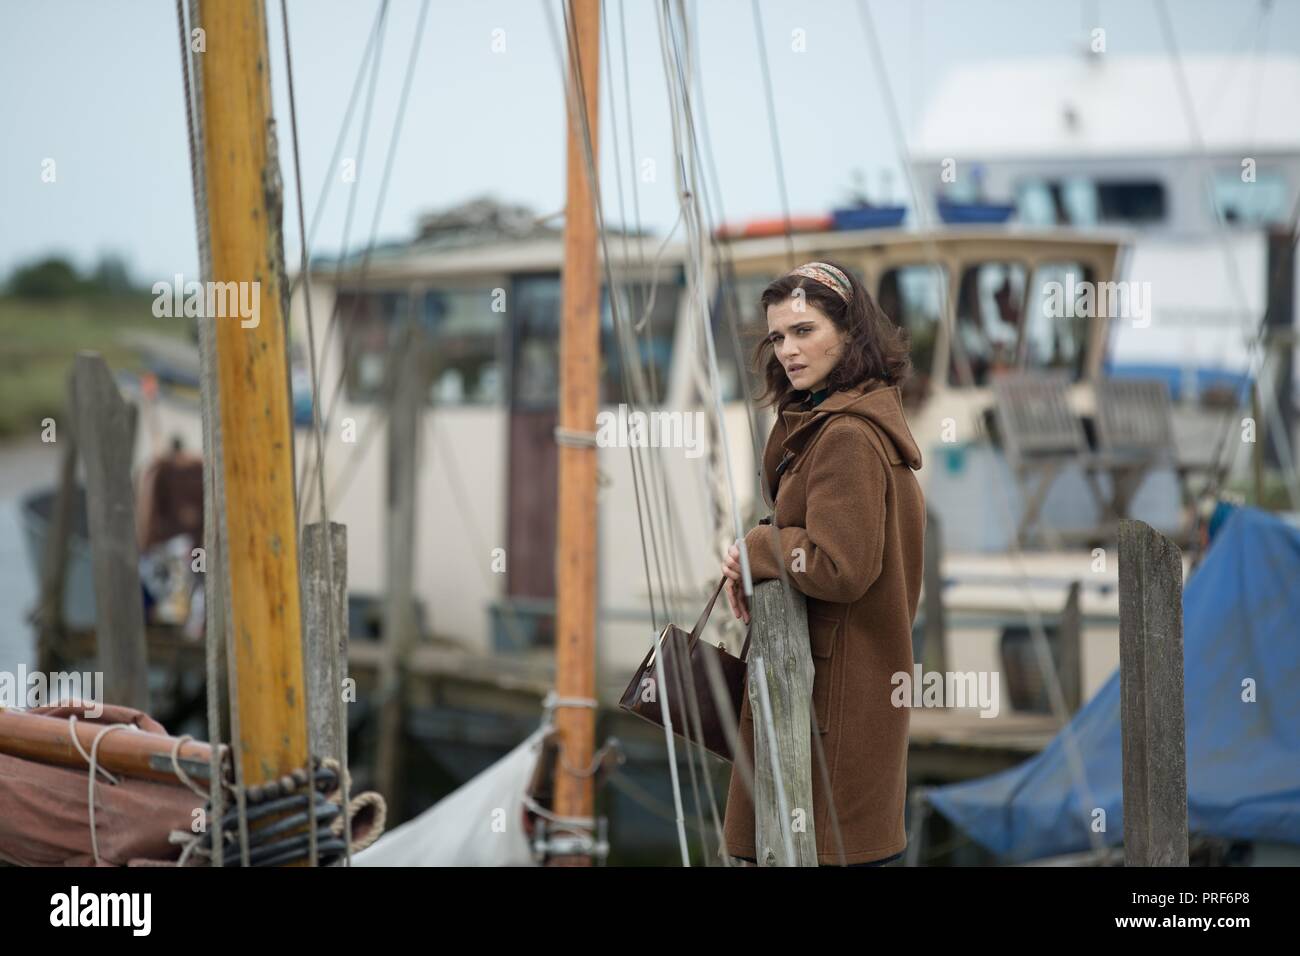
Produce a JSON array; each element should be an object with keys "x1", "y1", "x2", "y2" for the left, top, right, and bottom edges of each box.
[{"x1": 947, "y1": 260, "x2": 1092, "y2": 387}]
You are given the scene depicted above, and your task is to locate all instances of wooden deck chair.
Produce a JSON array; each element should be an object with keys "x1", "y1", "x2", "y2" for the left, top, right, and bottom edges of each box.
[
  {"x1": 1094, "y1": 377, "x2": 1226, "y2": 538},
  {"x1": 993, "y1": 372, "x2": 1106, "y2": 546}
]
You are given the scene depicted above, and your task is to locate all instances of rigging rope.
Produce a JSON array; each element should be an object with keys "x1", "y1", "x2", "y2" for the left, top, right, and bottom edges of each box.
[
  {"x1": 301, "y1": 0, "x2": 440, "y2": 522},
  {"x1": 175, "y1": 0, "x2": 243, "y2": 868},
  {"x1": 296, "y1": 0, "x2": 393, "y2": 521},
  {"x1": 278, "y1": 0, "x2": 339, "y2": 868}
]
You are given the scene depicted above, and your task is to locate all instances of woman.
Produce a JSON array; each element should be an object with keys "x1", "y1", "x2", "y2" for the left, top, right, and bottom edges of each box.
[{"x1": 720, "y1": 260, "x2": 926, "y2": 867}]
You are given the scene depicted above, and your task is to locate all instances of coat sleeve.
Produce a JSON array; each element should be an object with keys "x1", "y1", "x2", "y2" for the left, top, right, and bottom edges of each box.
[{"x1": 742, "y1": 421, "x2": 888, "y2": 604}]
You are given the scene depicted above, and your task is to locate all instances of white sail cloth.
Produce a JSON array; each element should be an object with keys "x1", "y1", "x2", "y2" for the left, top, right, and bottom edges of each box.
[{"x1": 354, "y1": 728, "x2": 545, "y2": 866}]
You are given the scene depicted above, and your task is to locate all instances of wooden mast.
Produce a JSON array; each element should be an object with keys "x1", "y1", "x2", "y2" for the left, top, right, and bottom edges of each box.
[
  {"x1": 553, "y1": 0, "x2": 601, "y2": 865},
  {"x1": 197, "y1": 0, "x2": 309, "y2": 786}
]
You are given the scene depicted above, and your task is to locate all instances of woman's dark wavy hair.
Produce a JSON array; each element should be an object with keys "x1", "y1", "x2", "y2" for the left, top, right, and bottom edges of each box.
[{"x1": 750, "y1": 258, "x2": 912, "y2": 411}]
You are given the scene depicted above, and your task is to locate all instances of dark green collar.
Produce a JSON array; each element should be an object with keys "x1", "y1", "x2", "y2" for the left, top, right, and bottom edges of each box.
[{"x1": 807, "y1": 387, "x2": 830, "y2": 409}]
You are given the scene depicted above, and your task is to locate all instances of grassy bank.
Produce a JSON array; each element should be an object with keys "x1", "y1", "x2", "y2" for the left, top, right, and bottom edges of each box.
[{"x1": 0, "y1": 294, "x2": 191, "y2": 439}]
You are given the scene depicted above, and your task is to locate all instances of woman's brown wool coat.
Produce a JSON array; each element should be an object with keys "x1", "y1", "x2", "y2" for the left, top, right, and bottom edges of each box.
[{"x1": 722, "y1": 378, "x2": 925, "y2": 865}]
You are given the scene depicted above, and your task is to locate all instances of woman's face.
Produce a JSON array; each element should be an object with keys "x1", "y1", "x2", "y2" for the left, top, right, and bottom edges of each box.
[{"x1": 766, "y1": 297, "x2": 850, "y2": 393}]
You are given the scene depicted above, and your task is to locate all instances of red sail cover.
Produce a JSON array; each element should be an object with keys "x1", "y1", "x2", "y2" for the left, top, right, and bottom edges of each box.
[{"x1": 0, "y1": 703, "x2": 205, "y2": 867}]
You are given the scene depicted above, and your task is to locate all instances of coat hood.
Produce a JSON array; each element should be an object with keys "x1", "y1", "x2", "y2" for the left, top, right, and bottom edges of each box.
[{"x1": 778, "y1": 380, "x2": 923, "y2": 472}]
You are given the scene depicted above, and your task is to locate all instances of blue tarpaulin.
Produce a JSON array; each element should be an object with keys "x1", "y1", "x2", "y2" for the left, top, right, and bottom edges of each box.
[{"x1": 927, "y1": 507, "x2": 1300, "y2": 862}]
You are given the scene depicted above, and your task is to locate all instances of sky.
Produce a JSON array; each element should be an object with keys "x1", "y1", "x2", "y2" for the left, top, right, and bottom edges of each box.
[{"x1": 1, "y1": 0, "x2": 1297, "y2": 286}]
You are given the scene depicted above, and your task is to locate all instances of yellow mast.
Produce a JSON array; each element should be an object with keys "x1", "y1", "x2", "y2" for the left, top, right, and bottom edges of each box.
[{"x1": 197, "y1": 0, "x2": 308, "y2": 785}]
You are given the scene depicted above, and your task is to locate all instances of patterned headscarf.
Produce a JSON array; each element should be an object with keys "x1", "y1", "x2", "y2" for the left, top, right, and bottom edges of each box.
[{"x1": 788, "y1": 261, "x2": 853, "y2": 303}]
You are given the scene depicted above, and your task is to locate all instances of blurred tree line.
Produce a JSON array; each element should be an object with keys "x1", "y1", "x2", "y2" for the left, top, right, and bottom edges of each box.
[{"x1": 4, "y1": 253, "x2": 142, "y2": 299}]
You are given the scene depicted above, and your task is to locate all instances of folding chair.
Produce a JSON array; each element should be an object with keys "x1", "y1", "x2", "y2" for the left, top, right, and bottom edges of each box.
[{"x1": 993, "y1": 372, "x2": 1107, "y2": 546}]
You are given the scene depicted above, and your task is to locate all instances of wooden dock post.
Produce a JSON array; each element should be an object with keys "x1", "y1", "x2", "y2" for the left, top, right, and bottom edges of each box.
[
  {"x1": 1118, "y1": 519, "x2": 1188, "y2": 866},
  {"x1": 749, "y1": 579, "x2": 817, "y2": 866},
  {"x1": 921, "y1": 508, "x2": 947, "y2": 678},
  {"x1": 70, "y1": 352, "x2": 148, "y2": 712},
  {"x1": 302, "y1": 521, "x2": 348, "y2": 764},
  {"x1": 1059, "y1": 581, "x2": 1083, "y2": 715},
  {"x1": 375, "y1": 338, "x2": 423, "y2": 807}
]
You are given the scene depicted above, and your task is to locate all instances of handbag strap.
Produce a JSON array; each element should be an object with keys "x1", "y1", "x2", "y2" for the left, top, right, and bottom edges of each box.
[
  {"x1": 689, "y1": 575, "x2": 729, "y2": 643},
  {"x1": 690, "y1": 575, "x2": 755, "y2": 662}
]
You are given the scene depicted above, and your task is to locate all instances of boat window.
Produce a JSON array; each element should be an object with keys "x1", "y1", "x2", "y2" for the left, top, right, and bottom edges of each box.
[
  {"x1": 948, "y1": 262, "x2": 1026, "y2": 387},
  {"x1": 421, "y1": 287, "x2": 506, "y2": 405},
  {"x1": 601, "y1": 277, "x2": 681, "y2": 405},
  {"x1": 337, "y1": 289, "x2": 412, "y2": 403},
  {"x1": 1021, "y1": 262, "x2": 1093, "y2": 380},
  {"x1": 878, "y1": 265, "x2": 944, "y2": 403},
  {"x1": 510, "y1": 274, "x2": 681, "y2": 408},
  {"x1": 511, "y1": 275, "x2": 561, "y2": 409},
  {"x1": 1096, "y1": 181, "x2": 1165, "y2": 223},
  {"x1": 1014, "y1": 178, "x2": 1163, "y2": 225},
  {"x1": 336, "y1": 287, "x2": 506, "y2": 406},
  {"x1": 712, "y1": 273, "x2": 776, "y2": 402},
  {"x1": 1211, "y1": 167, "x2": 1290, "y2": 225}
]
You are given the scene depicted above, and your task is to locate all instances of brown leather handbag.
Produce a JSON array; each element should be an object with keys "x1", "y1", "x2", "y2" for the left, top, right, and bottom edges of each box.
[{"x1": 618, "y1": 576, "x2": 751, "y2": 763}]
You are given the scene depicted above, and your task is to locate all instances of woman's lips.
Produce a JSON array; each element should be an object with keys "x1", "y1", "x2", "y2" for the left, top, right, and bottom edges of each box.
[{"x1": 788, "y1": 365, "x2": 806, "y2": 374}]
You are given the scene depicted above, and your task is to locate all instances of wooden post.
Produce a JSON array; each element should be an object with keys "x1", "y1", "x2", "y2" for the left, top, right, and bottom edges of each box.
[
  {"x1": 749, "y1": 579, "x2": 817, "y2": 866},
  {"x1": 302, "y1": 521, "x2": 348, "y2": 763},
  {"x1": 1251, "y1": 388, "x2": 1264, "y2": 506},
  {"x1": 921, "y1": 508, "x2": 947, "y2": 678},
  {"x1": 375, "y1": 339, "x2": 422, "y2": 807},
  {"x1": 70, "y1": 353, "x2": 148, "y2": 712},
  {"x1": 1059, "y1": 581, "x2": 1083, "y2": 715},
  {"x1": 198, "y1": 0, "x2": 308, "y2": 785},
  {"x1": 33, "y1": 372, "x2": 79, "y2": 676},
  {"x1": 552, "y1": 0, "x2": 601, "y2": 866},
  {"x1": 1118, "y1": 519, "x2": 1188, "y2": 866}
]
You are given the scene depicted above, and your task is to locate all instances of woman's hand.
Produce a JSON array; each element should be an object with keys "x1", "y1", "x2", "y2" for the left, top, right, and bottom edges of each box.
[{"x1": 721, "y1": 541, "x2": 750, "y2": 624}]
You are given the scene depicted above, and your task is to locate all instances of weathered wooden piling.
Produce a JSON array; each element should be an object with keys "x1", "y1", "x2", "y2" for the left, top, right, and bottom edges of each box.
[
  {"x1": 70, "y1": 352, "x2": 148, "y2": 712},
  {"x1": 375, "y1": 336, "x2": 423, "y2": 805},
  {"x1": 302, "y1": 521, "x2": 348, "y2": 764},
  {"x1": 1118, "y1": 519, "x2": 1188, "y2": 866},
  {"x1": 748, "y1": 578, "x2": 817, "y2": 866}
]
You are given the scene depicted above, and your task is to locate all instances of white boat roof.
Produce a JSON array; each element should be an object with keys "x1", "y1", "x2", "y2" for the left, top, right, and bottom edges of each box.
[
  {"x1": 911, "y1": 54, "x2": 1300, "y2": 161},
  {"x1": 311, "y1": 225, "x2": 1129, "y2": 285}
]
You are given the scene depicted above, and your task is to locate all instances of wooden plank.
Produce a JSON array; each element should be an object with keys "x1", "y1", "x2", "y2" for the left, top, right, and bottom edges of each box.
[
  {"x1": 70, "y1": 352, "x2": 148, "y2": 712},
  {"x1": 1118, "y1": 519, "x2": 1188, "y2": 866},
  {"x1": 302, "y1": 521, "x2": 348, "y2": 763},
  {"x1": 197, "y1": 0, "x2": 308, "y2": 785},
  {"x1": 749, "y1": 580, "x2": 817, "y2": 866}
]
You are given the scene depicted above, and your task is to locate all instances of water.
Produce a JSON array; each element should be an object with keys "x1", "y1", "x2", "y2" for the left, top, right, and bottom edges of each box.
[{"x1": 0, "y1": 438, "x2": 57, "y2": 675}]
